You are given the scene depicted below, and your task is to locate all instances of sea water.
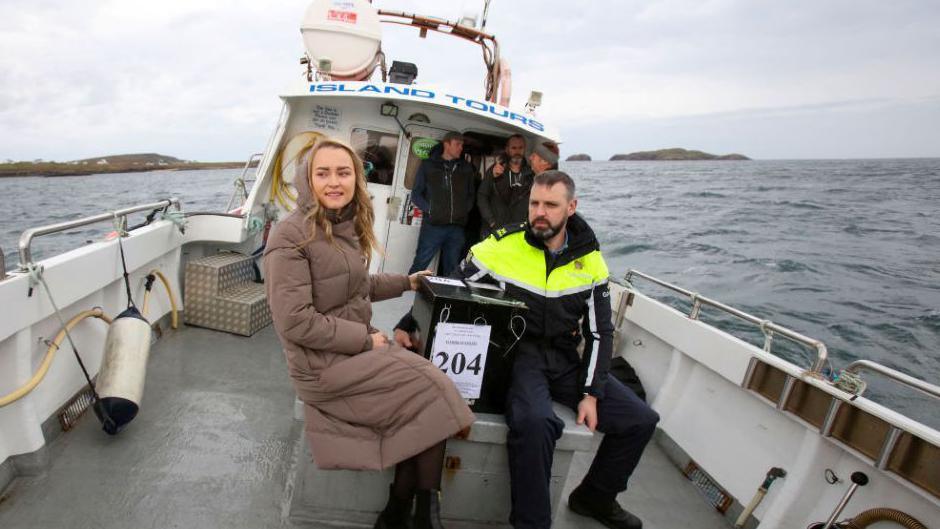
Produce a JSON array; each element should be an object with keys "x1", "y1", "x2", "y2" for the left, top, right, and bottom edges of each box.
[{"x1": 2, "y1": 159, "x2": 938, "y2": 426}]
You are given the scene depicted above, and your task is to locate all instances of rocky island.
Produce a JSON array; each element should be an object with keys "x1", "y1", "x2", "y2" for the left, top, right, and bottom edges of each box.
[
  {"x1": 0, "y1": 153, "x2": 253, "y2": 177},
  {"x1": 565, "y1": 153, "x2": 592, "y2": 161},
  {"x1": 610, "y1": 148, "x2": 749, "y2": 161}
]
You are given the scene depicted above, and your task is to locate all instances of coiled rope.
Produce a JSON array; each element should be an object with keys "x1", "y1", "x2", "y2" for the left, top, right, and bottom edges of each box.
[{"x1": 834, "y1": 370, "x2": 867, "y2": 396}]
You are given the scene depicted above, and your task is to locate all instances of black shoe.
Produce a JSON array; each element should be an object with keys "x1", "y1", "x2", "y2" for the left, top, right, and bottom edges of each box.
[
  {"x1": 413, "y1": 489, "x2": 445, "y2": 529},
  {"x1": 568, "y1": 484, "x2": 643, "y2": 529},
  {"x1": 374, "y1": 485, "x2": 413, "y2": 529}
]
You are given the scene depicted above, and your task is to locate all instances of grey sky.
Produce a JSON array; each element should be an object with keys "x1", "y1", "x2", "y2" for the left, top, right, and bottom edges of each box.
[{"x1": 1, "y1": 0, "x2": 938, "y2": 161}]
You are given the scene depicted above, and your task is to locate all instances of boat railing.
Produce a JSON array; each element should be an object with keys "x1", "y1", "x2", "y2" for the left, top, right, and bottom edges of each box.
[
  {"x1": 17, "y1": 198, "x2": 181, "y2": 272},
  {"x1": 624, "y1": 269, "x2": 828, "y2": 373},
  {"x1": 845, "y1": 360, "x2": 940, "y2": 400},
  {"x1": 226, "y1": 153, "x2": 263, "y2": 212},
  {"x1": 1, "y1": 244, "x2": 7, "y2": 280}
]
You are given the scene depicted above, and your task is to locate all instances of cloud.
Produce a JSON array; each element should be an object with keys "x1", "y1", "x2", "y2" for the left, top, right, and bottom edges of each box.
[
  {"x1": 563, "y1": 95, "x2": 940, "y2": 160},
  {"x1": 1, "y1": 0, "x2": 938, "y2": 160}
]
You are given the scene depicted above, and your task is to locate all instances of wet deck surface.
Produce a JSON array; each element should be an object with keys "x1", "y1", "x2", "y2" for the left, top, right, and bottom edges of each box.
[{"x1": 0, "y1": 295, "x2": 728, "y2": 529}]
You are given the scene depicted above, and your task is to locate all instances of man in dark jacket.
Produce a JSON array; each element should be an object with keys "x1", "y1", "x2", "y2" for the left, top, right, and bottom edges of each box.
[
  {"x1": 396, "y1": 171, "x2": 659, "y2": 529},
  {"x1": 477, "y1": 134, "x2": 534, "y2": 238},
  {"x1": 408, "y1": 131, "x2": 477, "y2": 275},
  {"x1": 529, "y1": 140, "x2": 559, "y2": 174}
]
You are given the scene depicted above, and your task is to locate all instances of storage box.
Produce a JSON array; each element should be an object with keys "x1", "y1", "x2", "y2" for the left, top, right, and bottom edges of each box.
[
  {"x1": 184, "y1": 252, "x2": 271, "y2": 336},
  {"x1": 411, "y1": 276, "x2": 527, "y2": 413}
]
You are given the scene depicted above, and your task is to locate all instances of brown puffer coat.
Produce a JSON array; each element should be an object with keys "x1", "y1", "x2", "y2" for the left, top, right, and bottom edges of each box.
[{"x1": 263, "y1": 173, "x2": 474, "y2": 470}]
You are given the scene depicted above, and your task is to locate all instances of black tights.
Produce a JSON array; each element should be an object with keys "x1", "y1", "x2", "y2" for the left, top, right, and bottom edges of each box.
[{"x1": 391, "y1": 440, "x2": 446, "y2": 500}]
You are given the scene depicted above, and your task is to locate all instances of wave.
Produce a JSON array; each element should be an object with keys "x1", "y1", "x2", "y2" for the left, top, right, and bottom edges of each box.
[
  {"x1": 682, "y1": 191, "x2": 728, "y2": 198},
  {"x1": 825, "y1": 322, "x2": 868, "y2": 346},
  {"x1": 779, "y1": 200, "x2": 827, "y2": 211},
  {"x1": 609, "y1": 243, "x2": 656, "y2": 256},
  {"x1": 687, "y1": 228, "x2": 748, "y2": 237},
  {"x1": 915, "y1": 312, "x2": 940, "y2": 331},
  {"x1": 685, "y1": 242, "x2": 726, "y2": 255},
  {"x1": 867, "y1": 322, "x2": 922, "y2": 348},
  {"x1": 732, "y1": 257, "x2": 818, "y2": 273},
  {"x1": 835, "y1": 300, "x2": 888, "y2": 315},
  {"x1": 843, "y1": 224, "x2": 913, "y2": 236},
  {"x1": 913, "y1": 233, "x2": 940, "y2": 244}
]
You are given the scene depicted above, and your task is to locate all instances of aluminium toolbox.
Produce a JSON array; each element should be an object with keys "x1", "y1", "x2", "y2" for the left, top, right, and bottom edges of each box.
[
  {"x1": 411, "y1": 276, "x2": 527, "y2": 414},
  {"x1": 184, "y1": 252, "x2": 271, "y2": 336}
]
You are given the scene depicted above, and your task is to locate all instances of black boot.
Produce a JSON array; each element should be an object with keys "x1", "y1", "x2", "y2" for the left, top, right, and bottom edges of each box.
[
  {"x1": 568, "y1": 483, "x2": 643, "y2": 529},
  {"x1": 413, "y1": 489, "x2": 445, "y2": 529},
  {"x1": 374, "y1": 485, "x2": 413, "y2": 529}
]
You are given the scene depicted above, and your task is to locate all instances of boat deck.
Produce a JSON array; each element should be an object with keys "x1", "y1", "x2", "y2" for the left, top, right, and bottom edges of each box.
[{"x1": 0, "y1": 295, "x2": 729, "y2": 529}]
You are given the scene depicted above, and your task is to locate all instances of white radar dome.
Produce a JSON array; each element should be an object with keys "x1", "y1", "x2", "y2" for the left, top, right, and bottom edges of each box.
[{"x1": 301, "y1": 0, "x2": 382, "y2": 80}]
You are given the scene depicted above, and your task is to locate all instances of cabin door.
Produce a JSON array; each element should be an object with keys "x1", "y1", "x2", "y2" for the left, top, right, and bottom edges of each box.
[
  {"x1": 379, "y1": 125, "x2": 450, "y2": 274},
  {"x1": 350, "y1": 127, "x2": 400, "y2": 273}
]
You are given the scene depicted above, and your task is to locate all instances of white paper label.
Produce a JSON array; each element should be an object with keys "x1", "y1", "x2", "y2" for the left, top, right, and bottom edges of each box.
[
  {"x1": 430, "y1": 323, "x2": 491, "y2": 399},
  {"x1": 425, "y1": 276, "x2": 465, "y2": 287},
  {"x1": 311, "y1": 104, "x2": 341, "y2": 130}
]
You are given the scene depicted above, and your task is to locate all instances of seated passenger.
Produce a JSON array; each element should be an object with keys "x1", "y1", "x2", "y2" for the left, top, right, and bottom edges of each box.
[
  {"x1": 264, "y1": 138, "x2": 475, "y2": 529},
  {"x1": 477, "y1": 134, "x2": 534, "y2": 238},
  {"x1": 396, "y1": 170, "x2": 658, "y2": 529}
]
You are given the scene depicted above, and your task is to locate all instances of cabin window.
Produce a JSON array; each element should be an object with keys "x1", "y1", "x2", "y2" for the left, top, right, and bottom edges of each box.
[
  {"x1": 401, "y1": 136, "x2": 440, "y2": 190},
  {"x1": 400, "y1": 132, "x2": 507, "y2": 190},
  {"x1": 350, "y1": 128, "x2": 399, "y2": 186}
]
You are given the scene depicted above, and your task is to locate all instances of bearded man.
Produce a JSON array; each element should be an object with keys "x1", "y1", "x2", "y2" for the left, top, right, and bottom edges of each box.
[{"x1": 396, "y1": 170, "x2": 659, "y2": 529}]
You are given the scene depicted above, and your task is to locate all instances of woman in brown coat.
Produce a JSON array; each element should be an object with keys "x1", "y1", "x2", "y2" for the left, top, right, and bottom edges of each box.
[{"x1": 264, "y1": 138, "x2": 474, "y2": 529}]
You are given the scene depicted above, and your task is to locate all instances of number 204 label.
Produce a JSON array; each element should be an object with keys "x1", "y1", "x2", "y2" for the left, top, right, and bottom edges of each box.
[{"x1": 430, "y1": 322, "x2": 492, "y2": 399}]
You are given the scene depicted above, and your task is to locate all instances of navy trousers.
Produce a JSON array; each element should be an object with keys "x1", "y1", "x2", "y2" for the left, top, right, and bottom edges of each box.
[
  {"x1": 408, "y1": 223, "x2": 466, "y2": 275},
  {"x1": 505, "y1": 342, "x2": 660, "y2": 529}
]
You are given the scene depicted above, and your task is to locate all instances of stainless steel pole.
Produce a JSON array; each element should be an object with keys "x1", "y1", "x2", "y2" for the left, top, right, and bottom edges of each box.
[{"x1": 821, "y1": 472, "x2": 868, "y2": 529}]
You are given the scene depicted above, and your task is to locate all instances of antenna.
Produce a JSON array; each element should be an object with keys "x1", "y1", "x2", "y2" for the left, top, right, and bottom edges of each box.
[{"x1": 481, "y1": 0, "x2": 492, "y2": 31}]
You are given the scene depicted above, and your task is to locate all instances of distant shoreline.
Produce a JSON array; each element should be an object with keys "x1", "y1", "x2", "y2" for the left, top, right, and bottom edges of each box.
[
  {"x1": 609, "y1": 148, "x2": 749, "y2": 161},
  {"x1": 0, "y1": 161, "x2": 248, "y2": 178}
]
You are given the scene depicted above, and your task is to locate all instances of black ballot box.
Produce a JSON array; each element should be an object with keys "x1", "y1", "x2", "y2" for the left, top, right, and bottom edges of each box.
[{"x1": 411, "y1": 276, "x2": 527, "y2": 414}]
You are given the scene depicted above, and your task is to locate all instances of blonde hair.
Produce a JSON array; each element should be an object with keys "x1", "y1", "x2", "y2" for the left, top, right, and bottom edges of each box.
[{"x1": 298, "y1": 138, "x2": 380, "y2": 264}]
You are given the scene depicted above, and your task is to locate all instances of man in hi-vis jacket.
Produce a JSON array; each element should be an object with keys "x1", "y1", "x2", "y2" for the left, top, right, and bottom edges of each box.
[{"x1": 396, "y1": 170, "x2": 659, "y2": 529}]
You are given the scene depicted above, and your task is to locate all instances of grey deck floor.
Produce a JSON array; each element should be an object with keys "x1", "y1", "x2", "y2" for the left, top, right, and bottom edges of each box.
[{"x1": 0, "y1": 297, "x2": 728, "y2": 529}]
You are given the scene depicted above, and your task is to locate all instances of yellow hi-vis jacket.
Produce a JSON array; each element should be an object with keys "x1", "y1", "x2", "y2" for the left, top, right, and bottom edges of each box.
[{"x1": 458, "y1": 215, "x2": 614, "y2": 398}]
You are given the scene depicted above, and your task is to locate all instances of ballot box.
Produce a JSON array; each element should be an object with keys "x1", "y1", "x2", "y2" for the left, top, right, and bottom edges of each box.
[{"x1": 411, "y1": 276, "x2": 527, "y2": 414}]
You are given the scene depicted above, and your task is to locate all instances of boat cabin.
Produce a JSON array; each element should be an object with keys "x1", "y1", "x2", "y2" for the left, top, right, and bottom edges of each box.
[{"x1": 245, "y1": 80, "x2": 560, "y2": 275}]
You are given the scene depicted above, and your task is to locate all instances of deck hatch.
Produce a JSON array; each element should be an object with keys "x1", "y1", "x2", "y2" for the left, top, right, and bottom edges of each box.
[
  {"x1": 745, "y1": 361, "x2": 787, "y2": 404},
  {"x1": 57, "y1": 384, "x2": 95, "y2": 431},
  {"x1": 683, "y1": 461, "x2": 733, "y2": 513},
  {"x1": 784, "y1": 380, "x2": 831, "y2": 428},
  {"x1": 887, "y1": 432, "x2": 940, "y2": 500},
  {"x1": 829, "y1": 404, "x2": 891, "y2": 460}
]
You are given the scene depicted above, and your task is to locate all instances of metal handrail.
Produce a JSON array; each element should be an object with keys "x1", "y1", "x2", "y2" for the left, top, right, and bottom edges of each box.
[
  {"x1": 226, "y1": 152, "x2": 263, "y2": 212},
  {"x1": 625, "y1": 269, "x2": 828, "y2": 373},
  {"x1": 845, "y1": 360, "x2": 940, "y2": 400},
  {"x1": 1, "y1": 244, "x2": 7, "y2": 280},
  {"x1": 18, "y1": 198, "x2": 180, "y2": 271}
]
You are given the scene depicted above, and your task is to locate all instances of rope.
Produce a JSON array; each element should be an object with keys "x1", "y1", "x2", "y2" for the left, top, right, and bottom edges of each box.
[
  {"x1": 834, "y1": 370, "x2": 867, "y2": 396},
  {"x1": 160, "y1": 210, "x2": 187, "y2": 232},
  {"x1": 247, "y1": 216, "x2": 265, "y2": 235},
  {"x1": 25, "y1": 263, "x2": 100, "y2": 400},
  {"x1": 112, "y1": 215, "x2": 136, "y2": 310}
]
